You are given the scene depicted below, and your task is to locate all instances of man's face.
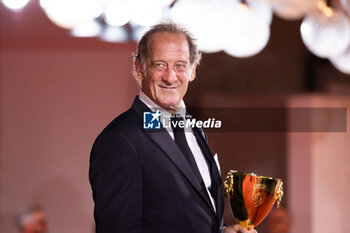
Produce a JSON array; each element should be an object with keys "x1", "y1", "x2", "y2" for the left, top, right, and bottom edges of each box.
[{"x1": 136, "y1": 32, "x2": 196, "y2": 112}]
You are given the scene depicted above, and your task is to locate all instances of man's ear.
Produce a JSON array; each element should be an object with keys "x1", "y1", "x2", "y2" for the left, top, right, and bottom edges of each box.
[
  {"x1": 135, "y1": 60, "x2": 145, "y2": 80},
  {"x1": 189, "y1": 64, "x2": 197, "y2": 82}
]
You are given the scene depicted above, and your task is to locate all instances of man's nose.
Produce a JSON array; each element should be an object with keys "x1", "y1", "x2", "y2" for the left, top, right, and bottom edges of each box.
[{"x1": 163, "y1": 67, "x2": 177, "y2": 84}]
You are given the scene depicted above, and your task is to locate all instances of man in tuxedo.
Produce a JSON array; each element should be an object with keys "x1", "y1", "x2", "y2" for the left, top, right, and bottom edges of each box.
[{"x1": 89, "y1": 22, "x2": 257, "y2": 233}]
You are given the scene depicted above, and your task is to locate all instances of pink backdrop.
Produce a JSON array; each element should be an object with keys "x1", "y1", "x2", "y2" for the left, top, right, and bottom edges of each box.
[
  {"x1": 0, "y1": 47, "x2": 138, "y2": 233},
  {"x1": 1, "y1": 1, "x2": 350, "y2": 233}
]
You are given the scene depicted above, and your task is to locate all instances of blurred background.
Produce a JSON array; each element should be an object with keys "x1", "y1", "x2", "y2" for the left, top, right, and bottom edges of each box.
[{"x1": 1, "y1": 0, "x2": 349, "y2": 233}]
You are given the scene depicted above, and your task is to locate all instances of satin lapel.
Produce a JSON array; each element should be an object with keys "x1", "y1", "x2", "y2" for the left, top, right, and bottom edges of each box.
[
  {"x1": 131, "y1": 97, "x2": 216, "y2": 215},
  {"x1": 192, "y1": 126, "x2": 225, "y2": 221},
  {"x1": 145, "y1": 129, "x2": 216, "y2": 213}
]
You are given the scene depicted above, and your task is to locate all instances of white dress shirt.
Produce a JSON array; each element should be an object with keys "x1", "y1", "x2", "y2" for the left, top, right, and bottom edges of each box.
[{"x1": 139, "y1": 91, "x2": 217, "y2": 211}]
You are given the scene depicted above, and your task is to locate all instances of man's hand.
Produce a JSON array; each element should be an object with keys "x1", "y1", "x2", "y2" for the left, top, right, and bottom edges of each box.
[{"x1": 224, "y1": 224, "x2": 257, "y2": 233}]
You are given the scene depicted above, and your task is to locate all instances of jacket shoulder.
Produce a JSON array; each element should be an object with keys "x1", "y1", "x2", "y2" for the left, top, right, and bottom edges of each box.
[{"x1": 101, "y1": 108, "x2": 140, "y2": 135}]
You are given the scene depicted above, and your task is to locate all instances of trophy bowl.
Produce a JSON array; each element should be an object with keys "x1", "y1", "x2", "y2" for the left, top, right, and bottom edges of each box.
[{"x1": 224, "y1": 170, "x2": 283, "y2": 230}]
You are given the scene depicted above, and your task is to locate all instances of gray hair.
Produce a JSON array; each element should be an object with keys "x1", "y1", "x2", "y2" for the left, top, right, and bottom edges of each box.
[{"x1": 132, "y1": 21, "x2": 201, "y2": 82}]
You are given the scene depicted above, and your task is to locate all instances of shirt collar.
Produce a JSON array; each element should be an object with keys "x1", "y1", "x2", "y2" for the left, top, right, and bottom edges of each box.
[{"x1": 138, "y1": 90, "x2": 187, "y2": 118}]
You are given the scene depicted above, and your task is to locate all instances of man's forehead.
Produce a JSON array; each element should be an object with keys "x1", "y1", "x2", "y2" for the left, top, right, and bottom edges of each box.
[
  {"x1": 148, "y1": 32, "x2": 189, "y2": 52},
  {"x1": 150, "y1": 31, "x2": 186, "y2": 40}
]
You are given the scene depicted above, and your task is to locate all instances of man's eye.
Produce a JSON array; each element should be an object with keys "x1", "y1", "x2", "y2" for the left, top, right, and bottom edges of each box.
[
  {"x1": 175, "y1": 64, "x2": 187, "y2": 72},
  {"x1": 153, "y1": 63, "x2": 166, "y2": 70}
]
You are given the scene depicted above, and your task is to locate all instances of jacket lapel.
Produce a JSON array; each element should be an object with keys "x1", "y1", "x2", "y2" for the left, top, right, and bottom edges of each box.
[
  {"x1": 192, "y1": 126, "x2": 225, "y2": 222},
  {"x1": 131, "y1": 97, "x2": 217, "y2": 215}
]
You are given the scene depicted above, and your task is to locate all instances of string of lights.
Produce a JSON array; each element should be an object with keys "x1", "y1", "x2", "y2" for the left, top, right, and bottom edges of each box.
[{"x1": 2, "y1": 0, "x2": 350, "y2": 74}]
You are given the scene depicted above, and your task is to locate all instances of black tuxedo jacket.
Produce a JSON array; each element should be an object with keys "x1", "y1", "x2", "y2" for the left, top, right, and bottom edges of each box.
[{"x1": 89, "y1": 97, "x2": 224, "y2": 233}]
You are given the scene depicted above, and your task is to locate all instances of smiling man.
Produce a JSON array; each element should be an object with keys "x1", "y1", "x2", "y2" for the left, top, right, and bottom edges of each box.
[
  {"x1": 89, "y1": 22, "x2": 257, "y2": 233},
  {"x1": 135, "y1": 29, "x2": 196, "y2": 113}
]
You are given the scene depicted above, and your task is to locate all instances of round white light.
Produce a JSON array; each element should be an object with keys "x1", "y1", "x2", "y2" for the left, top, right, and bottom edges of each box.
[
  {"x1": 223, "y1": 2, "x2": 271, "y2": 57},
  {"x1": 2, "y1": 0, "x2": 30, "y2": 11},
  {"x1": 224, "y1": 25, "x2": 271, "y2": 58},
  {"x1": 171, "y1": 0, "x2": 232, "y2": 53},
  {"x1": 104, "y1": 0, "x2": 131, "y2": 27},
  {"x1": 70, "y1": 20, "x2": 102, "y2": 37},
  {"x1": 330, "y1": 48, "x2": 350, "y2": 75},
  {"x1": 39, "y1": 0, "x2": 45, "y2": 9},
  {"x1": 170, "y1": 0, "x2": 201, "y2": 34},
  {"x1": 41, "y1": 0, "x2": 103, "y2": 29},
  {"x1": 127, "y1": 0, "x2": 172, "y2": 27},
  {"x1": 100, "y1": 25, "x2": 129, "y2": 43},
  {"x1": 246, "y1": 0, "x2": 273, "y2": 25},
  {"x1": 171, "y1": 0, "x2": 272, "y2": 55},
  {"x1": 130, "y1": 0, "x2": 173, "y2": 9},
  {"x1": 130, "y1": 6, "x2": 164, "y2": 27},
  {"x1": 272, "y1": 0, "x2": 320, "y2": 20},
  {"x1": 300, "y1": 7, "x2": 350, "y2": 58}
]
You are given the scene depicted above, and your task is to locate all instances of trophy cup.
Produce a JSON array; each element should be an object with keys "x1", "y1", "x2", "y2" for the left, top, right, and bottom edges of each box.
[{"x1": 224, "y1": 170, "x2": 283, "y2": 230}]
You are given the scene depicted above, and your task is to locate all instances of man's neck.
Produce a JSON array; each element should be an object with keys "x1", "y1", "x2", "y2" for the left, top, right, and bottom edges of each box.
[{"x1": 138, "y1": 91, "x2": 186, "y2": 116}]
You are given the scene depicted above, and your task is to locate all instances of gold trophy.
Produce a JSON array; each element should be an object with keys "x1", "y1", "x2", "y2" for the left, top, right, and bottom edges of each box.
[{"x1": 224, "y1": 170, "x2": 283, "y2": 230}]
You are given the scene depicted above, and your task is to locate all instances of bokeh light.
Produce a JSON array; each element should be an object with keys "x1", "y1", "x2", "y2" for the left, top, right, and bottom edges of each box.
[
  {"x1": 2, "y1": 0, "x2": 30, "y2": 11},
  {"x1": 104, "y1": 0, "x2": 131, "y2": 27},
  {"x1": 130, "y1": 5, "x2": 164, "y2": 27},
  {"x1": 100, "y1": 25, "x2": 129, "y2": 43},
  {"x1": 70, "y1": 20, "x2": 102, "y2": 37},
  {"x1": 272, "y1": 0, "x2": 320, "y2": 20},
  {"x1": 41, "y1": 0, "x2": 102, "y2": 29},
  {"x1": 301, "y1": 6, "x2": 350, "y2": 58},
  {"x1": 223, "y1": 2, "x2": 271, "y2": 57},
  {"x1": 330, "y1": 48, "x2": 350, "y2": 75}
]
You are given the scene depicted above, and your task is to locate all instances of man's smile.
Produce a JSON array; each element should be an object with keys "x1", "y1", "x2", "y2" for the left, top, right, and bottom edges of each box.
[{"x1": 158, "y1": 84, "x2": 179, "y2": 89}]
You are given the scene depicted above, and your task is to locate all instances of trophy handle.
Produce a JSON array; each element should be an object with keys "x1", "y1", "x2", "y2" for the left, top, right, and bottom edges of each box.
[
  {"x1": 275, "y1": 181, "x2": 284, "y2": 208},
  {"x1": 224, "y1": 170, "x2": 235, "y2": 198}
]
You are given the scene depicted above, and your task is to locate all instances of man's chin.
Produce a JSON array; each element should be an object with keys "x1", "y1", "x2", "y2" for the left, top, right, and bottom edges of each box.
[{"x1": 158, "y1": 101, "x2": 181, "y2": 113}]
